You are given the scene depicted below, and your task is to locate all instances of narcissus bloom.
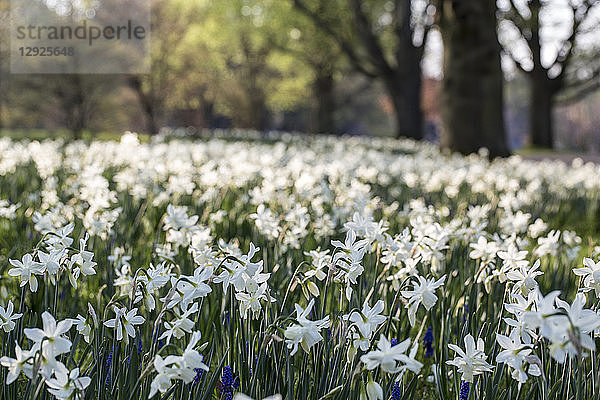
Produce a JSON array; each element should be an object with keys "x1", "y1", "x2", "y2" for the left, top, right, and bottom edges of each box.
[
  {"x1": 447, "y1": 334, "x2": 493, "y2": 382},
  {"x1": 401, "y1": 275, "x2": 446, "y2": 326},
  {"x1": 345, "y1": 300, "x2": 386, "y2": 339},
  {"x1": 284, "y1": 299, "x2": 330, "y2": 355},
  {"x1": 0, "y1": 300, "x2": 22, "y2": 333},
  {"x1": 360, "y1": 335, "x2": 422, "y2": 374},
  {"x1": 24, "y1": 311, "x2": 73, "y2": 356},
  {"x1": 0, "y1": 342, "x2": 36, "y2": 384},
  {"x1": 46, "y1": 363, "x2": 91, "y2": 400},
  {"x1": 573, "y1": 258, "x2": 600, "y2": 297},
  {"x1": 8, "y1": 253, "x2": 44, "y2": 292},
  {"x1": 103, "y1": 306, "x2": 145, "y2": 342}
]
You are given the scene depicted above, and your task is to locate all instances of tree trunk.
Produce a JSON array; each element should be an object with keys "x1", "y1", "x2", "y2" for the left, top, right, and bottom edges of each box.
[
  {"x1": 65, "y1": 75, "x2": 86, "y2": 140},
  {"x1": 128, "y1": 76, "x2": 159, "y2": 135},
  {"x1": 0, "y1": 65, "x2": 4, "y2": 131},
  {"x1": 246, "y1": 87, "x2": 268, "y2": 131},
  {"x1": 202, "y1": 102, "x2": 215, "y2": 129},
  {"x1": 530, "y1": 75, "x2": 554, "y2": 148},
  {"x1": 385, "y1": 73, "x2": 423, "y2": 140},
  {"x1": 72, "y1": 126, "x2": 83, "y2": 140},
  {"x1": 312, "y1": 66, "x2": 335, "y2": 134},
  {"x1": 438, "y1": 0, "x2": 510, "y2": 157},
  {"x1": 0, "y1": 80, "x2": 3, "y2": 131}
]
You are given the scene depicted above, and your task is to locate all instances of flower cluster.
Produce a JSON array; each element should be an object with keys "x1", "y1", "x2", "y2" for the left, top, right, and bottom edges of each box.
[
  {"x1": 0, "y1": 312, "x2": 91, "y2": 399},
  {"x1": 0, "y1": 132, "x2": 598, "y2": 399},
  {"x1": 149, "y1": 331, "x2": 209, "y2": 397}
]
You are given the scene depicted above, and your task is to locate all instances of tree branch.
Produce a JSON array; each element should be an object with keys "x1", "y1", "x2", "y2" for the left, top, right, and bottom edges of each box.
[
  {"x1": 555, "y1": 77, "x2": 600, "y2": 104},
  {"x1": 394, "y1": 0, "x2": 413, "y2": 53},
  {"x1": 292, "y1": 0, "x2": 378, "y2": 79},
  {"x1": 349, "y1": 0, "x2": 394, "y2": 76}
]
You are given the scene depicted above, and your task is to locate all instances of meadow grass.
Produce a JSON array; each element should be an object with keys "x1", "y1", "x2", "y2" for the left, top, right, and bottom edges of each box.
[{"x1": 0, "y1": 131, "x2": 598, "y2": 400}]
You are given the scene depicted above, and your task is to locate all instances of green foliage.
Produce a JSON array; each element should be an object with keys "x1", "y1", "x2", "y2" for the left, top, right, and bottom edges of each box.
[{"x1": 0, "y1": 132, "x2": 598, "y2": 400}]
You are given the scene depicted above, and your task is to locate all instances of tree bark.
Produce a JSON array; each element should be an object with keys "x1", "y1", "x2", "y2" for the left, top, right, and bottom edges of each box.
[
  {"x1": 438, "y1": 0, "x2": 510, "y2": 157},
  {"x1": 389, "y1": 0, "x2": 424, "y2": 140},
  {"x1": 501, "y1": 0, "x2": 597, "y2": 150},
  {"x1": 529, "y1": 74, "x2": 555, "y2": 148},
  {"x1": 70, "y1": 77, "x2": 85, "y2": 140},
  {"x1": 247, "y1": 89, "x2": 268, "y2": 131},
  {"x1": 0, "y1": 79, "x2": 4, "y2": 131},
  {"x1": 54, "y1": 75, "x2": 86, "y2": 140},
  {"x1": 312, "y1": 66, "x2": 335, "y2": 134},
  {"x1": 384, "y1": 70, "x2": 423, "y2": 140},
  {"x1": 293, "y1": 0, "x2": 426, "y2": 141},
  {"x1": 128, "y1": 76, "x2": 158, "y2": 135}
]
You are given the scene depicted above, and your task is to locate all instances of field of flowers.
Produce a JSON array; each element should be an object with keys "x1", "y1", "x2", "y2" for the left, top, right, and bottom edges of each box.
[{"x1": 0, "y1": 130, "x2": 599, "y2": 400}]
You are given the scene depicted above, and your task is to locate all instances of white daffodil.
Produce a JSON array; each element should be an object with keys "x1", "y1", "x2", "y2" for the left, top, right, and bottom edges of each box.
[
  {"x1": 331, "y1": 230, "x2": 369, "y2": 302},
  {"x1": 164, "y1": 204, "x2": 198, "y2": 231},
  {"x1": 250, "y1": 204, "x2": 281, "y2": 240},
  {"x1": 45, "y1": 223, "x2": 74, "y2": 251},
  {"x1": 345, "y1": 300, "x2": 386, "y2": 339},
  {"x1": 8, "y1": 253, "x2": 44, "y2": 292},
  {"x1": 0, "y1": 300, "x2": 22, "y2": 332},
  {"x1": 214, "y1": 243, "x2": 262, "y2": 294},
  {"x1": 332, "y1": 229, "x2": 369, "y2": 255},
  {"x1": 360, "y1": 335, "x2": 422, "y2": 374},
  {"x1": 504, "y1": 292, "x2": 538, "y2": 344},
  {"x1": 149, "y1": 355, "x2": 179, "y2": 398},
  {"x1": 469, "y1": 236, "x2": 498, "y2": 262},
  {"x1": 71, "y1": 233, "x2": 97, "y2": 276},
  {"x1": 401, "y1": 274, "x2": 446, "y2": 326},
  {"x1": 506, "y1": 259, "x2": 543, "y2": 296},
  {"x1": 573, "y1": 258, "x2": 600, "y2": 297},
  {"x1": 304, "y1": 248, "x2": 330, "y2": 281},
  {"x1": 522, "y1": 291, "x2": 563, "y2": 340},
  {"x1": 535, "y1": 230, "x2": 560, "y2": 258},
  {"x1": 179, "y1": 331, "x2": 209, "y2": 381},
  {"x1": 236, "y1": 282, "x2": 272, "y2": 319},
  {"x1": 37, "y1": 249, "x2": 64, "y2": 277},
  {"x1": 104, "y1": 306, "x2": 145, "y2": 342},
  {"x1": 24, "y1": 311, "x2": 73, "y2": 356},
  {"x1": 159, "y1": 303, "x2": 198, "y2": 344},
  {"x1": 284, "y1": 299, "x2": 330, "y2": 355},
  {"x1": 365, "y1": 374, "x2": 383, "y2": 400},
  {"x1": 497, "y1": 244, "x2": 528, "y2": 272},
  {"x1": 555, "y1": 293, "x2": 600, "y2": 358},
  {"x1": 75, "y1": 314, "x2": 93, "y2": 344},
  {"x1": 447, "y1": 334, "x2": 493, "y2": 382},
  {"x1": 0, "y1": 342, "x2": 37, "y2": 384},
  {"x1": 148, "y1": 331, "x2": 208, "y2": 398},
  {"x1": 177, "y1": 266, "x2": 213, "y2": 309},
  {"x1": 496, "y1": 329, "x2": 540, "y2": 384},
  {"x1": 46, "y1": 362, "x2": 91, "y2": 400},
  {"x1": 136, "y1": 267, "x2": 168, "y2": 312}
]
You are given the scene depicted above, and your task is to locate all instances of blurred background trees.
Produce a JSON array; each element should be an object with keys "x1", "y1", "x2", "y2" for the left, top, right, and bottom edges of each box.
[
  {"x1": 293, "y1": 0, "x2": 434, "y2": 140},
  {"x1": 499, "y1": 0, "x2": 600, "y2": 149},
  {"x1": 0, "y1": 0, "x2": 599, "y2": 155},
  {"x1": 436, "y1": 0, "x2": 510, "y2": 157}
]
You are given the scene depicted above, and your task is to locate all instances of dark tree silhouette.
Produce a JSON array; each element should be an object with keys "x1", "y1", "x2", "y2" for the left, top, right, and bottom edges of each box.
[
  {"x1": 436, "y1": 0, "x2": 510, "y2": 157},
  {"x1": 501, "y1": 0, "x2": 600, "y2": 148},
  {"x1": 293, "y1": 0, "x2": 434, "y2": 140}
]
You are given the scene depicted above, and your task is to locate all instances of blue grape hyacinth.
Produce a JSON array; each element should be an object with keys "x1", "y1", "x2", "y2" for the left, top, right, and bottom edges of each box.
[
  {"x1": 220, "y1": 366, "x2": 239, "y2": 400},
  {"x1": 423, "y1": 326, "x2": 434, "y2": 358},
  {"x1": 460, "y1": 381, "x2": 470, "y2": 400}
]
